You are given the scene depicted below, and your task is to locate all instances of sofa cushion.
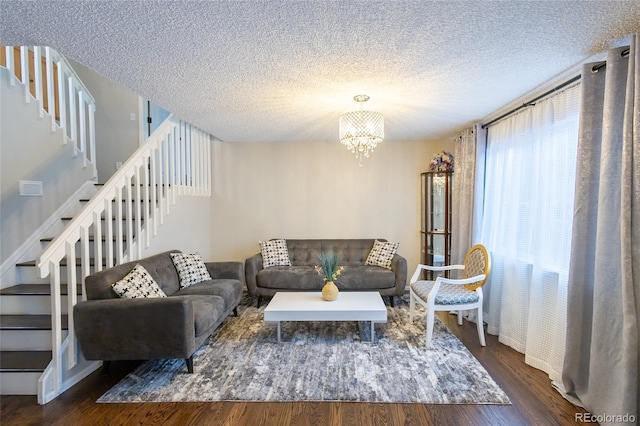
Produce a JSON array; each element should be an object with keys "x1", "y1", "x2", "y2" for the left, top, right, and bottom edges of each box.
[
  {"x1": 365, "y1": 239, "x2": 399, "y2": 270},
  {"x1": 111, "y1": 264, "x2": 167, "y2": 299},
  {"x1": 286, "y1": 239, "x2": 378, "y2": 266},
  {"x1": 174, "y1": 279, "x2": 242, "y2": 312},
  {"x1": 170, "y1": 252, "x2": 212, "y2": 289},
  {"x1": 256, "y1": 265, "x2": 395, "y2": 291},
  {"x1": 259, "y1": 239, "x2": 291, "y2": 268},
  {"x1": 188, "y1": 295, "x2": 226, "y2": 337}
]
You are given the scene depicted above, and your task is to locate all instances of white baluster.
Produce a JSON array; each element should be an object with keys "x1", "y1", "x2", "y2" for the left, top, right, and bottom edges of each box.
[
  {"x1": 93, "y1": 210, "x2": 102, "y2": 274},
  {"x1": 180, "y1": 122, "x2": 186, "y2": 195},
  {"x1": 68, "y1": 77, "x2": 77, "y2": 155},
  {"x1": 56, "y1": 60, "x2": 67, "y2": 145},
  {"x1": 78, "y1": 90, "x2": 87, "y2": 168},
  {"x1": 163, "y1": 134, "x2": 170, "y2": 215},
  {"x1": 5, "y1": 46, "x2": 15, "y2": 86},
  {"x1": 115, "y1": 185, "x2": 124, "y2": 263},
  {"x1": 105, "y1": 197, "x2": 114, "y2": 268},
  {"x1": 150, "y1": 147, "x2": 158, "y2": 236},
  {"x1": 143, "y1": 155, "x2": 151, "y2": 248},
  {"x1": 158, "y1": 138, "x2": 165, "y2": 224},
  {"x1": 89, "y1": 103, "x2": 96, "y2": 178},
  {"x1": 65, "y1": 241, "x2": 77, "y2": 369},
  {"x1": 126, "y1": 174, "x2": 133, "y2": 261},
  {"x1": 206, "y1": 135, "x2": 212, "y2": 196},
  {"x1": 33, "y1": 46, "x2": 44, "y2": 118},
  {"x1": 170, "y1": 125, "x2": 177, "y2": 205},
  {"x1": 20, "y1": 47, "x2": 29, "y2": 102},
  {"x1": 49, "y1": 261, "x2": 62, "y2": 396},
  {"x1": 135, "y1": 163, "x2": 142, "y2": 259},
  {"x1": 45, "y1": 47, "x2": 55, "y2": 132}
]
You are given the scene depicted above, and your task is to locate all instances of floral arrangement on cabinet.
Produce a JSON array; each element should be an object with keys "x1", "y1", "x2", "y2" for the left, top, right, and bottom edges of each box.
[{"x1": 429, "y1": 151, "x2": 454, "y2": 172}]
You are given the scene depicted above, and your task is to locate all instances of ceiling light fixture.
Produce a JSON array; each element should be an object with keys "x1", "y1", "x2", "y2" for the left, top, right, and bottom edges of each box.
[{"x1": 339, "y1": 95, "x2": 384, "y2": 166}]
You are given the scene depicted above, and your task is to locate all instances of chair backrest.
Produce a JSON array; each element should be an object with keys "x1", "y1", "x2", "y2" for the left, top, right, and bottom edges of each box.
[{"x1": 462, "y1": 244, "x2": 491, "y2": 290}]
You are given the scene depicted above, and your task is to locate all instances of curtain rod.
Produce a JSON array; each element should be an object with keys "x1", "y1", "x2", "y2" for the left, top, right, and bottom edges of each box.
[{"x1": 481, "y1": 47, "x2": 630, "y2": 130}]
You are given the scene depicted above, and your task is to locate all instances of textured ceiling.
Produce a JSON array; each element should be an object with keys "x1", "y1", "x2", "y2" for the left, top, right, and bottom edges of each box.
[{"x1": 1, "y1": 1, "x2": 639, "y2": 143}]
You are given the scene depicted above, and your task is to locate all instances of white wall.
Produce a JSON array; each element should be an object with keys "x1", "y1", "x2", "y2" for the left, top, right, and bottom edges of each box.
[
  {"x1": 139, "y1": 196, "x2": 213, "y2": 260},
  {"x1": 0, "y1": 68, "x2": 94, "y2": 263},
  {"x1": 67, "y1": 59, "x2": 140, "y2": 183},
  {"x1": 209, "y1": 138, "x2": 452, "y2": 271}
]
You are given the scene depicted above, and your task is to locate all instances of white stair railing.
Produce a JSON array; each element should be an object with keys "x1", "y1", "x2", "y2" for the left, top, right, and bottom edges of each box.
[
  {"x1": 35, "y1": 115, "x2": 212, "y2": 404},
  {"x1": 1, "y1": 45, "x2": 97, "y2": 178}
]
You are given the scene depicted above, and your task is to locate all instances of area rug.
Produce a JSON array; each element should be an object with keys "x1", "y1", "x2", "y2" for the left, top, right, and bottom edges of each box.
[{"x1": 97, "y1": 298, "x2": 510, "y2": 404}]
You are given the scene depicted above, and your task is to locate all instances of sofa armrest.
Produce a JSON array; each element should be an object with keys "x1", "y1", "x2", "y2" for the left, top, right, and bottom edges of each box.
[
  {"x1": 205, "y1": 261, "x2": 244, "y2": 282},
  {"x1": 391, "y1": 254, "x2": 408, "y2": 294},
  {"x1": 244, "y1": 253, "x2": 263, "y2": 296},
  {"x1": 74, "y1": 296, "x2": 195, "y2": 360}
]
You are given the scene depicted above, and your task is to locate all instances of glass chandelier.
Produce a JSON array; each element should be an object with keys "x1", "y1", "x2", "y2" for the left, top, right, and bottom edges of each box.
[{"x1": 339, "y1": 95, "x2": 384, "y2": 166}]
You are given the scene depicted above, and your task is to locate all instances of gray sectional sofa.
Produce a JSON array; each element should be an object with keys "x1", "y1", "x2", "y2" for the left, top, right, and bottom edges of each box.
[
  {"x1": 74, "y1": 250, "x2": 243, "y2": 373},
  {"x1": 245, "y1": 239, "x2": 407, "y2": 307}
]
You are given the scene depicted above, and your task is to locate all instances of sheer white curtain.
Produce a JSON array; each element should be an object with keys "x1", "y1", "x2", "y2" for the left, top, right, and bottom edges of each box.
[{"x1": 480, "y1": 84, "x2": 581, "y2": 381}]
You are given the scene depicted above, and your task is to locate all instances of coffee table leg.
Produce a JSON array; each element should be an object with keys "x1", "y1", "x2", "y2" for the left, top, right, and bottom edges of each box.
[
  {"x1": 371, "y1": 321, "x2": 375, "y2": 343},
  {"x1": 277, "y1": 321, "x2": 282, "y2": 343}
]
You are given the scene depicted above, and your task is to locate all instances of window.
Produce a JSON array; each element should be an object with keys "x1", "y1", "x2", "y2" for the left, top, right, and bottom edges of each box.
[{"x1": 479, "y1": 83, "x2": 580, "y2": 381}]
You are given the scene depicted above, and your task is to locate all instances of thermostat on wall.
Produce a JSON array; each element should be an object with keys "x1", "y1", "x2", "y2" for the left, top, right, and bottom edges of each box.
[{"x1": 19, "y1": 180, "x2": 43, "y2": 196}]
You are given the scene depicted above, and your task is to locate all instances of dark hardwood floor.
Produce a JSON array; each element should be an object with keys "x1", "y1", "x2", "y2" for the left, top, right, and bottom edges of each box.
[{"x1": 1, "y1": 310, "x2": 589, "y2": 426}]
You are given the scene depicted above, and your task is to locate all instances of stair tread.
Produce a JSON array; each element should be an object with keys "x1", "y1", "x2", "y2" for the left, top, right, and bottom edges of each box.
[
  {"x1": 0, "y1": 315, "x2": 68, "y2": 330},
  {"x1": 16, "y1": 258, "x2": 110, "y2": 267},
  {"x1": 61, "y1": 216, "x2": 144, "y2": 221},
  {"x1": 0, "y1": 351, "x2": 52, "y2": 372},
  {"x1": 0, "y1": 284, "x2": 82, "y2": 296},
  {"x1": 79, "y1": 198, "x2": 150, "y2": 203},
  {"x1": 40, "y1": 235, "x2": 127, "y2": 242}
]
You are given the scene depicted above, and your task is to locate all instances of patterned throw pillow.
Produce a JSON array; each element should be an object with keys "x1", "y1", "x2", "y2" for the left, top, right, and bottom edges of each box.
[
  {"x1": 170, "y1": 252, "x2": 212, "y2": 289},
  {"x1": 259, "y1": 239, "x2": 291, "y2": 268},
  {"x1": 365, "y1": 239, "x2": 399, "y2": 270},
  {"x1": 112, "y1": 263, "x2": 167, "y2": 298}
]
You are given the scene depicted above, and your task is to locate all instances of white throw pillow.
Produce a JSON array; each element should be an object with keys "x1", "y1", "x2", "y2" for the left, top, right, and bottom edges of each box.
[
  {"x1": 259, "y1": 239, "x2": 291, "y2": 268},
  {"x1": 112, "y1": 263, "x2": 167, "y2": 298},
  {"x1": 170, "y1": 252, "x2": 212, "y2": 289},
  {"x1": 365, "y1": 240, "x2": 399, "y2": 270}
]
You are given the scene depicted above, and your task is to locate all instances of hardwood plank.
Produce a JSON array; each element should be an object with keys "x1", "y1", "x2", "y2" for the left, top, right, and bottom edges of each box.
[{"x1": 0, "y1": 310, "x2": 591, "y2": 426}]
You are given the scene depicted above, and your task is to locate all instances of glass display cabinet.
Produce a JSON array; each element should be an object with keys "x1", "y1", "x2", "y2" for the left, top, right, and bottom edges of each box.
[{"x1": 420, "y1": 171, "x2": 453, "y2": 280}]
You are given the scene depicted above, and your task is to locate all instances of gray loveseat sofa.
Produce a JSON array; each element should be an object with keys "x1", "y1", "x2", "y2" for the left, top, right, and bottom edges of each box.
[
  {"x1": 245, "y1": 239, "x2": 407, "y2": 307},
  {"x1": 74, "y1": 250, "x2": 243, "y2": 373}
]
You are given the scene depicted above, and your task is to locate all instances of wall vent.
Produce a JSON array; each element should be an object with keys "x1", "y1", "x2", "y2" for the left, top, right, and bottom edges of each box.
[{"x1": 19, "y1": 180, "x2": 43, "y2": 196}]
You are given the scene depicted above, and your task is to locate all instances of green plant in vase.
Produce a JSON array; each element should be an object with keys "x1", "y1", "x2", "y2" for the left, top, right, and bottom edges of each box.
[{"x1": 315, "y1": 250, "x2": 344, "y2": 301}]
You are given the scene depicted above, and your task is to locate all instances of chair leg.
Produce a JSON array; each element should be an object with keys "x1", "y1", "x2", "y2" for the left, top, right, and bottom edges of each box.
[
  {"x1": 477, "y1": 307, "x2": 486, "y2": 346},
  {"x1": 233, "y1": 307, "x2": 238, "y2": 317},
  {"x1": 257, "y1": 296, "x2": 262, "y2": 307},
  {"x1": 409, "y1": 291, "x2": 415, "y2": 321},
  {"x1": 389, "y1": 296, "x2": 395, "y2": 307},
  {"x1": 425, "y1": 308, "x2": 435, "y2": 349},
  {"x1": 185, "y1": 355, "x2": 194, "y2": 374},
  {"x1": 457, "y1": 310, "x2": 463, "y2": 326}
]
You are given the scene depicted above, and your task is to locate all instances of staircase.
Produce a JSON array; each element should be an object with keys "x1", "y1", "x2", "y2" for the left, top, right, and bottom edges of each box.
[{"x1": 0, "y1": 46, "x2": 213, "y2": 404}]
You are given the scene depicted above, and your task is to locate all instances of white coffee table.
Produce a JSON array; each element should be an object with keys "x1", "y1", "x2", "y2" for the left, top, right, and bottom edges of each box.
[{"x1": 263, "y1": 291, "x2": 387, "y2": 343}]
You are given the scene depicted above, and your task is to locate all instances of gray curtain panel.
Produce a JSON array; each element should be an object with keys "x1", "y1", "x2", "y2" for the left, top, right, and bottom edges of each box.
[
  {"x1": 563, "y1": 36, "x2": 639, "y2": 422},
  {"x1": 451, "y1": 127, "x2": 477, "y2": 265},
  {"x1": 451, "y1": 124, "x2": 486, "y2": 266}
]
